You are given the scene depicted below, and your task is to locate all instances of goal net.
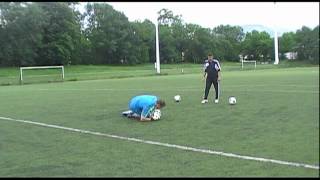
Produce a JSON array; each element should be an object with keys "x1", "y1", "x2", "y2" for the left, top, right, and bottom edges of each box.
[
  {"x1": 241, "y1": 60, "x2": 257, "y2": 70},
  {"x1": 19, "y1": 66, "x2": 65, "y2": 84}
]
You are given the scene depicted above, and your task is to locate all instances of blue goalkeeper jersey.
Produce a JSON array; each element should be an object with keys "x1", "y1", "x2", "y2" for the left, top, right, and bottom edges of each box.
[{"x1": 129, "y1": 95, "x2": 158, "y2": 117}]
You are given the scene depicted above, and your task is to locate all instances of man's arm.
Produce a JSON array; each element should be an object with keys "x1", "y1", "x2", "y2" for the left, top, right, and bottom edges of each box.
[
  {"x1": 139, "y1": 106, "x2": 154, "y2": 122},
  {"x1": 140, "y1": 115, "x2": 152, "y2": 122},
  {"x1": 127, "y1": 114, "x2": 152, "y2": 121},
  {"x1": 203, "y1": 61, "x2": 208, "y2": 81},
  {"x1": 203, "y1": 72, "x2": 207, "y2": 81},
  {"x1": 216, "y1": 60, "x2": 221, "y2": 81}
]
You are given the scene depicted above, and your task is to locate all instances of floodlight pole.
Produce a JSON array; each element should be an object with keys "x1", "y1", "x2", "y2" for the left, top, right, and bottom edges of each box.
[
  {"x1": 273, "y1": 2, "x2": 279, "y2": 65},
  {"x1": 274, "y1": 30, "x2": 279, "y2": 65},
  {"x1": 155, "y1": 20, "x2": 161, "y2": 74}
]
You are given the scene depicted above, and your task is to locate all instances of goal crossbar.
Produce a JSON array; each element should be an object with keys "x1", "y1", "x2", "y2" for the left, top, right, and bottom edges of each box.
[{"x1": 19, "y1": 65, "x2": 64, "y2": 83}]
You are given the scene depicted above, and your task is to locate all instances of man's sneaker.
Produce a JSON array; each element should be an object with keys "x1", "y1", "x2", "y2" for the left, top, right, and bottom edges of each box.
[
  {"x1": 214, "y1": 99, "x2": 219, "y2": 104},
  {"x1": 201, "y1": 99, "x2": 208, "y2": 104}
]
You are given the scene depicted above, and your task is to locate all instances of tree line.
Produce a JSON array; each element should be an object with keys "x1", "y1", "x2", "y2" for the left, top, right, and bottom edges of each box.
[{"x1": 0, "y1": 2, "x2": 318, "y2": 67}]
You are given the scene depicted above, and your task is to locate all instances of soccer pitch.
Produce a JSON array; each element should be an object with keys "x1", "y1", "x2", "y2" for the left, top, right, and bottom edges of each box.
[{"x1": 0, "y1": 66, "x2": 319, "y2": 177}]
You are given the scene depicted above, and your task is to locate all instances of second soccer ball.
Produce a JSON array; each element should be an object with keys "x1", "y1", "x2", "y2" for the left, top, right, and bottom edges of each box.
[
  {"x1": 174, "y1": 95, "x2": 181, "y2": 102},
  {"x1": 228, "y1": 96, "x2": 237, "y2": 105}
]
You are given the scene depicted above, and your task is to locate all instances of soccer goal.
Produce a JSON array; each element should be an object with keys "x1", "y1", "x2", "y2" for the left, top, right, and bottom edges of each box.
[
  {"x1": 19, "y1": 66, "x2": 65, "y2": 84},
  {"x1": 241, "y1": 60, "x2": 257, "y2": 69}
]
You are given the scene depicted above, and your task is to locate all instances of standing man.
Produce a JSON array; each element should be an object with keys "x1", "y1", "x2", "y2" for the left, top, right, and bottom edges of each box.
[
  {"x1": 201, "y1": 53, "x2": 221, "y2": 104},
  {"x1": 122, "y1": 95, "x2": 166, "y2": 122}
]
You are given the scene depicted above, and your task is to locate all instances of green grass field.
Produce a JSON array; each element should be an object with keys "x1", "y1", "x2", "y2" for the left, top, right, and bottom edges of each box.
[{"x1": 0, "y1": 63, "x2": 319, "y2": 177}]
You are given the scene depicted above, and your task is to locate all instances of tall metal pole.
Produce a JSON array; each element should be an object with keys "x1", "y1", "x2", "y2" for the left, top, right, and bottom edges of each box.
[
  {"x1": 155, "y1": 20, "x2": 161, "y2": 74},
  {"x1": 274, "y1": 30, "x2": 279, "y2": 64},
  {"x1": 274, "y1": 2, "x2": 279, "y2": 65}
]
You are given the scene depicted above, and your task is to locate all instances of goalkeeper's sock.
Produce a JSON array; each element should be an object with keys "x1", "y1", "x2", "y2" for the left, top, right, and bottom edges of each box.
[{"x1": 128, "y1": 113, "x2": 140, "y2": 119}]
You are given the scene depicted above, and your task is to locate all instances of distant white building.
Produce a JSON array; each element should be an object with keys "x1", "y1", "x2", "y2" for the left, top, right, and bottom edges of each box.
[{"x1": 284, "y1": 52, "x2": 298, "y2": 60}]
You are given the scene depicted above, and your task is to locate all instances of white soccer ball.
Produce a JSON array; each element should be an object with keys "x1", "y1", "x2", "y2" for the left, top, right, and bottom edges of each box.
[
  {"x1": 174, "y1": 95, "x2": 181, "y2": 102},
  {"x1": 228, "y1": 96, "x2": 237, "y2": 105},
  {"x1": 152, "y1": 109, "x2": 161, "y2": 120}
]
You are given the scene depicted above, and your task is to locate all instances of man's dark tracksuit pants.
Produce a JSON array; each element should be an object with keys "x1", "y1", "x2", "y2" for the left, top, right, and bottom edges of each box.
[{"x1": 204, "y1": 77, "x2": 219, "y2": 100}]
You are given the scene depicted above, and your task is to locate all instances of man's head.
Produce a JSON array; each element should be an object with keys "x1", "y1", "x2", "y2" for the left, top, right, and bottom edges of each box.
[
  {"x1": 208, "y1": 53, "x2": 213, "y2": 60},
  {"x1": 156, "y1": 99, "x2": 166, "y2": 109}
]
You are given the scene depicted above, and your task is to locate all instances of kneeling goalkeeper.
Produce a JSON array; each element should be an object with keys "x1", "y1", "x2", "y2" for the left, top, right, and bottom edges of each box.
[{"x1": 122, "y1": 95, "x2": 166, "y2": 122}]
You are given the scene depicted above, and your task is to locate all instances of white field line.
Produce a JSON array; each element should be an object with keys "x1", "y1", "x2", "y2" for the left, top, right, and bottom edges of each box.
[{"x1": 0, "y1": 116, "x2": 319, "y2": 170}]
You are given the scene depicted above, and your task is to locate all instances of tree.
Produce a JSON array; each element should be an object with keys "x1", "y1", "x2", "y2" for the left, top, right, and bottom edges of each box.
[
  {"x1": 36, "y1": 2, "x2": 81, "y2": 66},
  {"x1": 158, "y1": 24, "x2": 179, "y2": 63},
  {"x1": 130, "y1": 19, "x2": 155, "y2": 64},
  {"x1": 310, "y1": 26, "x2": 319, "y2": 63},
  {"x1": 241, "y1": 30, "x2": 273, "y2": 61},
  {"x1": 295, "y1": 26, "x2": 319, "y2": 63},
  {"x1": 84, "y1": 3, "x2": 133, "y2": 64},
  {"x1": 157, "y1": 8, "x2": 182, "y2": 27},
  {"x1": 1, "y1": 3, "x2": 317, "y2": 67},
  {"x1": 213, "y1": 25, "x2": 245, "y2": 61},
  {"x1": 279, "y1": 32, "x2": 296, "y2": 59},
  {"x1": 157, "y1": 9, "x2": 183, "y2": 64},
  {"x1": 183, "y1": 23, "x2": 213, "y2": 63},
  {"x1": 279, "y1": 32, "x2": 296, "y2": 53},
  {"x1": 0, "y1": 2, "x2": 47, "y2": 66},
  {"x1": 170, "y1": 19, "x2": 188, "y2": 63}
]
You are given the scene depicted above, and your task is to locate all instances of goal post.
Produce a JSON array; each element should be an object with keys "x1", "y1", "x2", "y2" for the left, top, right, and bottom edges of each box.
[
  {"x1": 241, "y1": 60, "x2": 257, "y2": 69},
  {"x1": 19, "y1": 65, "x2": 65, "y2": 84}
]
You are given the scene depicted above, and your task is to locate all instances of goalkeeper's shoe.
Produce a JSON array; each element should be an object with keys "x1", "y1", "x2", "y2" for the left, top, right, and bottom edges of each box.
[{"x1": 122, "y1": 110, "x2": 133, "y2": 117}]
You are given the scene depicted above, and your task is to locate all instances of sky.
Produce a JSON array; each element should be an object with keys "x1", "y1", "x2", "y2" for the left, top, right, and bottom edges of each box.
[{"x1": 76, "y1": 2, "x2": 319, "y2": 33}]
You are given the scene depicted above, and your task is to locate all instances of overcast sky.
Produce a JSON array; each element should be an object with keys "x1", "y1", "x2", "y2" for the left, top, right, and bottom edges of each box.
[{"x1": 77, "y1": 2, "x2": 319, "y2": 32}]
